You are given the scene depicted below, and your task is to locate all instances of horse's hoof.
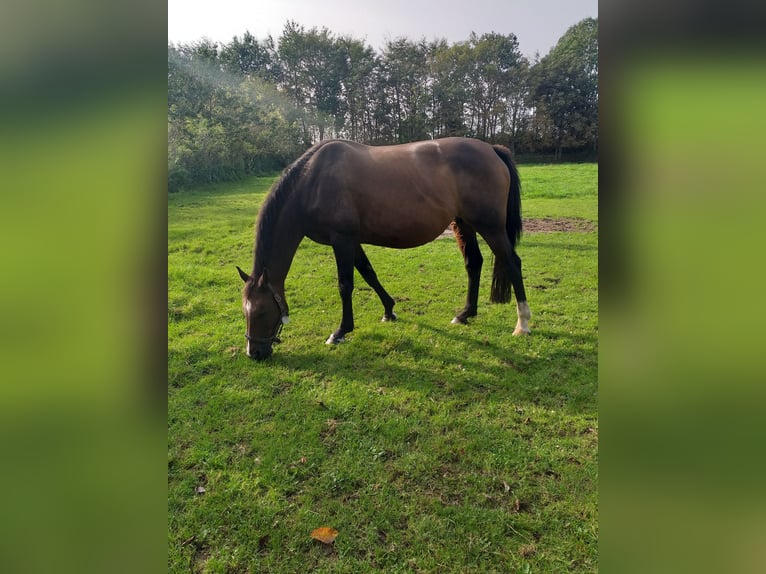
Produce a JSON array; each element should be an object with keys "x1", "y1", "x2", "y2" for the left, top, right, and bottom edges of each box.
[
  {"x1": 451, "y1": 316, "x2": 467, "y2": 325},
  {"x1": 381, "y1": 312, "x2": 397, "y2": 322},
  {"x1": 325, "y1": 334, "x2": 345, "y2": 345},
  {"x1": 512, "y1": 328, "x2": 531, "y2": 336}
]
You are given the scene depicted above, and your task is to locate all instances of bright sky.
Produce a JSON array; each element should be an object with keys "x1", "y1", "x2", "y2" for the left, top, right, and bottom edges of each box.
[{"x1": 168, "y1": 0, "x2": 597, "y2": 59}]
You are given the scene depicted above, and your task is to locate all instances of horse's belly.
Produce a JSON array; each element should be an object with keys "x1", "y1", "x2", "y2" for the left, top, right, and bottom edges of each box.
[
  {"x1": 356, "y1": 197, "x2": 454, "y2": 246},
  {"x1": 358, "y1": 220, "x2": 449, "y2": 248},
  {"x1": 305, "y1": 173, "x2": 458, "y2": 248}
]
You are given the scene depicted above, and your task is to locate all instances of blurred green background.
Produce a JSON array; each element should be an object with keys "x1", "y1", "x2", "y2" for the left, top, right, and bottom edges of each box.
[
  {"x1": 0, "y1": 1, "x2": 166, "y2": 573},
  {"x1": 601, "y1": 52, "x2": 766, "y2": 573}
]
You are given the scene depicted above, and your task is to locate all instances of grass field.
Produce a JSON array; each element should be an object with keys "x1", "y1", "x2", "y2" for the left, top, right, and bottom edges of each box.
[{"x1": 168, "y1": 163, "x2": 598, "y2": 573}]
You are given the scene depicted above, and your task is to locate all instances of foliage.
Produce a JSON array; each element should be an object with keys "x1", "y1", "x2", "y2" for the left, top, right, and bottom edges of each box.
[
  {"x1": 168, "y1": 164, "x2": 598, "y2": 572},
  {"x1": 277, "y1": 22, "x2": 347, "y2": 144},
  {"x1": 168, "y1": 41, "x2": 303, "y2": 191},
  {"x1": 168, "y1": 19, "x2": 598, "y2": 191},
  {"x1": 530, "y1": 19, "x2": 599, "y2": 159}
]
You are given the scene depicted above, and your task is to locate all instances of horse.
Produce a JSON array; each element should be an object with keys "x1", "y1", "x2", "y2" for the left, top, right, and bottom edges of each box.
[{"x1": 237, "y1": 137, "x2": 531, "y2": 360}]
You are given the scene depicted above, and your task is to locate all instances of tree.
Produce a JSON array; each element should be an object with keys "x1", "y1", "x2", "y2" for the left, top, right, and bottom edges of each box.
[
  {"x1": 380, "y1": 38, "x2": 430, "y2": 143},
  {"x1": 504, "y1": 58, "x2": 531, "y2": 153},
  {"x1": 429, "y1": 39, "x2": 468, "y2": 138},
  {"x1": 459, "y1": 33, "x2": 524, "y2": 141},
  {"x1": 276, "y1": 21, "x2": 346, "y2": 143},
  {"x1": 168, "y1": 21, "x2": 599, "y2": 191},
  {"x1": 530, "y1": 18, "x2": 598, "y2": 159},
  {"x1": 219, "y1": 31, "x2": 278, "y2": 82},
  {"x1": 168, "y1": 40, "x2": 229, "y2": 120},
  {"x1": 335, "y1": 36, "x2": 379, "y2": 141},
  {"x1": 167, "y1": 42, "x2": 301, "y2": 191}
]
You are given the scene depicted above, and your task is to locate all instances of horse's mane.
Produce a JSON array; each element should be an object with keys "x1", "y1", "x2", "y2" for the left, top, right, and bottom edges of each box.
[{"x1": 252, "y1": 140, "x2": 331, "y2": 277}]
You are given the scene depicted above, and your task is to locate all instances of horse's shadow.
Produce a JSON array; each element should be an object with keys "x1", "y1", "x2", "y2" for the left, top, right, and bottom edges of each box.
[{"x1": 271, "y1": 315, "x2": 597, "y2": 415}]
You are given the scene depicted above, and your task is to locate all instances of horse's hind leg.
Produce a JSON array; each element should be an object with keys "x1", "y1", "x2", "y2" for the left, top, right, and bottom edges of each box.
[
  {"x1": 481, "y1": 229, "x2": 531, "y2": 335},
  {"x1": 354, "y1": 245, "x2": 397, "y2": 322},
  {"x1": 451, "y1": 219, "x2": 483, "y2": 325}
]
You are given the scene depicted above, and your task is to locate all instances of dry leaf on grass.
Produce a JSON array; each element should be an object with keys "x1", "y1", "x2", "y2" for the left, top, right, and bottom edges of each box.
[{"x1": 310, "y1": 526, "x2": 339, "y2": 544}]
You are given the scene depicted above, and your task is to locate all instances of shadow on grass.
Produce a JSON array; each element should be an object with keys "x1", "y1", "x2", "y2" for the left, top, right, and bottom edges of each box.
[{"x1": 268, "y1": 316, "x2": 597, "y2": 416}]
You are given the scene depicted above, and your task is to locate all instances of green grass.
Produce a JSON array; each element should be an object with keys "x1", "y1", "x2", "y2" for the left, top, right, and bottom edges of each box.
[
  {"x1": 168, "y1": 163, "x2": 598, "y2": 573},
  {"x1": 521, "y1": 163, "x2": 598, "y2": 221}
]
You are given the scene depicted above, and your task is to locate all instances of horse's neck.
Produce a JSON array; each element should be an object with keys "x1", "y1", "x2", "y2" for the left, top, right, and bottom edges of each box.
[{"x1": 255, "y1": 210, "x2": 304, "y2": 290}]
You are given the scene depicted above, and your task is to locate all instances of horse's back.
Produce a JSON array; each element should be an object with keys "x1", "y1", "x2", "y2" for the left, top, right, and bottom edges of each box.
[{"x1": 301, "y1": 138, "x2": 510, "y2": 248}]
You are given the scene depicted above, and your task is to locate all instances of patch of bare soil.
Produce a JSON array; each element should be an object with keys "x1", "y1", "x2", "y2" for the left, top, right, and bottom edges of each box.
[
  {"x1": 438, "y1": 217, "x2": 596, "y2": 238},
  {"x1": 522, "y1": 217, "x2": 596, "y2": 233}
]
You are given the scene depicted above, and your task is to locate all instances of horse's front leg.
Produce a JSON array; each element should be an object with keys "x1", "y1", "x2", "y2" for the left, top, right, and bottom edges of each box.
[
  {"x1": 354, "y1": 245, "x2": 396, "y2": 322},
  {"x1": 327, "y1": 241, "x2": 356, "y2": 344}
]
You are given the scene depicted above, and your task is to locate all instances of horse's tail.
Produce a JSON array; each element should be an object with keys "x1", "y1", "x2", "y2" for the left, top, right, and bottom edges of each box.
[
  {"x1": 492, "y1": 145, "x2": 522, "y2": 249},
  {"x1": 491, "y1": 144, "x2": 522, "y2": 303}
]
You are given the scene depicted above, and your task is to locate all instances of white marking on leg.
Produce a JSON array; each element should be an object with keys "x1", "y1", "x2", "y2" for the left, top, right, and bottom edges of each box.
[
  {"x1": 326, "y1": 334, "x2": 345, "y2": 345},
  {"x1": 513, "y1": 301, "x2": 531, "y2": 336}
]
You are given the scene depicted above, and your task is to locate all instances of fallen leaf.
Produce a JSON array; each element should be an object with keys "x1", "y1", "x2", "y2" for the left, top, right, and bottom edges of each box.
[
  {"x1": 311, "y1": 526, "x2": 339, "y2": 544},
  {"x1": 503, "y1": 480, "x2": 511, "y2": 493}
]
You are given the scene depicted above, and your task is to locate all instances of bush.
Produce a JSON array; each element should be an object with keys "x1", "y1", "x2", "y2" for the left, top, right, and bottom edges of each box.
[{"x1": 167, "y1": 165, "x2": 190, "y2": 193}]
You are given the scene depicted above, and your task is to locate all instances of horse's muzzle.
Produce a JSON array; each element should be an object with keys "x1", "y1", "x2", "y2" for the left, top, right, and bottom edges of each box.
[{"x1": 246, "y1": 343, "x2": 273, "y2": 361}]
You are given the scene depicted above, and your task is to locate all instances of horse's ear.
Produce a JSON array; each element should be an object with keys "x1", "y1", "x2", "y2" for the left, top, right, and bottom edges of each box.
[
  {"x1": 257, "y1": 268, "x2": 270, "y2": 288},
  {"x1": 236, "y1": 266, "x2": 251, "y2": 283}
]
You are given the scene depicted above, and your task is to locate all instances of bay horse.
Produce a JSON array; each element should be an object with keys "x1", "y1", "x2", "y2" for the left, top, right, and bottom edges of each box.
[{"x1": 237, "y1": 137, "x2": 531, "y2": 360}]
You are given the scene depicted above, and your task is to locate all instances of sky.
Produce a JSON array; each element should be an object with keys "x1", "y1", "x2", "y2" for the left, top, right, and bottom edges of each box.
[{"x1": 168, "y1": 0, "x2": 597, "y2": 59}]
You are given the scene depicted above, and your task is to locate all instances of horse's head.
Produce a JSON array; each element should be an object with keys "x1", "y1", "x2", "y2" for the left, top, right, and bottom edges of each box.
[{"x1": 237, "y1": 266, "x2": 289, "y2": 360}]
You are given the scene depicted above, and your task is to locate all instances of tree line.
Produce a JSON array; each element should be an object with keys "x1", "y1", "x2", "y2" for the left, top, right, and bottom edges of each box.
[{"x1": 168, "y1": 18, "x2": 597, "y2": 191}]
